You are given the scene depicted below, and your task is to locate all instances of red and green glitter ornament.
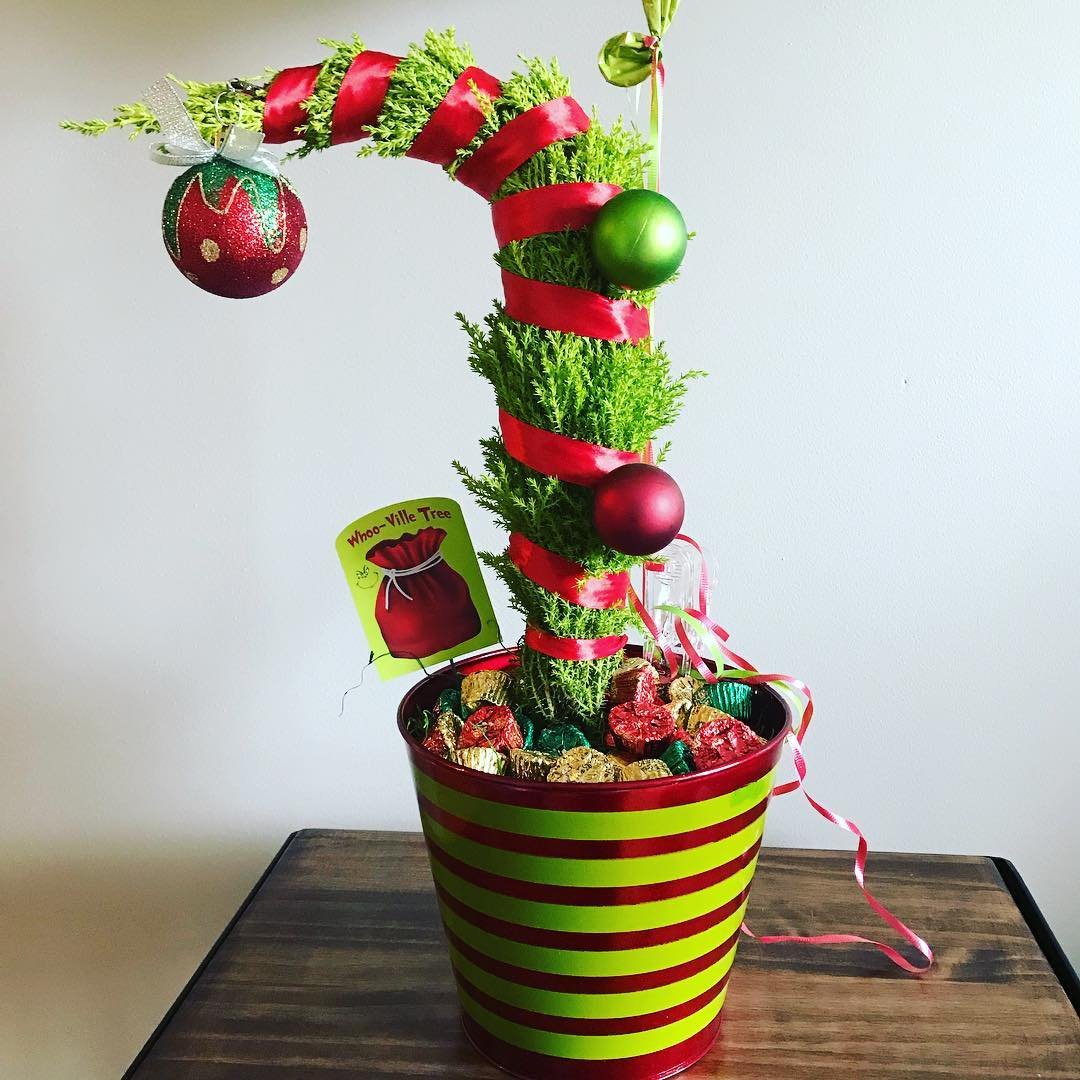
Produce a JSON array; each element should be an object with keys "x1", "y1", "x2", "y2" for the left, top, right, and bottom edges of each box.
[{"x1": 161, "y1": 158, "x2": 307, "y2": 299}]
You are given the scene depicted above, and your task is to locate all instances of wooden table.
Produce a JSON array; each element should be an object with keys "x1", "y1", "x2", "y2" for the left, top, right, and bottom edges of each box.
[{"x1": 125, "y1": 830, "x2": 1080, "y2": 1079}]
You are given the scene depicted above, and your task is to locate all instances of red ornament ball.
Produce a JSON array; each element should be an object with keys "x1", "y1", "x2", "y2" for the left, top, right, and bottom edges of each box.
[
  {"x1": 592, "y1": 463, "x2": 685, "y2": 556},
  {"x1": 161, "y1": 158, "x2": 307, "y2": 299}
]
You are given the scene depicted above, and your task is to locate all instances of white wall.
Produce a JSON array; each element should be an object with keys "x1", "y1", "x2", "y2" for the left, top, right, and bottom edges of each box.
[{"x1": 4, "y1": 2, "x2": 1078, "y2": 1076}]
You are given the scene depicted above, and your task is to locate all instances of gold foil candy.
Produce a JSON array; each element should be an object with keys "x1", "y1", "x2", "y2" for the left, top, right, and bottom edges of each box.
[
  {"x1": 686, "y1": 704, "x2": 735, "y2": 736},
  {"x1": 666, "y1": 676, "x2": 695, "y2": 704},
  {"x1": 606, "y1": 659, "x2": 659, "y2": 706},
  {"x1": 461, "y1": 669, "x2": 512, "y2": 711},
  {"x1": 547, "y1": 746, "x2": 619, "y2": 784},
  {"x1": 665, "y1": 698, "x2": 693, "y2": 729},
  {"x1": 435, "y1": 712, "x2": 462, "y2": 751},
  {"x1": 508, "y1": 749, "x2": 558, "y2": 781},
  {"x1": 621, "y1": 758, "x2": 673, "y2": 781},
  {"x1": 451, "y1": 746, "x2": 506, "y2": 775}
]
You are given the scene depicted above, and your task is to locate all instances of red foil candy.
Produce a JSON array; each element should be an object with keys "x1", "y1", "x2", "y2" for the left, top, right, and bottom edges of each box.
[
  {"x1": 607, "y1": 701, "x2": 675, "y2": 757},
  {"x1": 422, "y1": 726, "x2": 452, "y2": 757},
  {"x1": 692, "y1": 716, "x2": 766, "y2": 771},
  {"x1": 459, "y1": 705, "x2": 524, "y2": 752}
]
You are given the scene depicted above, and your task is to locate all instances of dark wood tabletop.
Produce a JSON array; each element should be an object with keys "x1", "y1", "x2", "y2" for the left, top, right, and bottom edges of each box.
[{"x1": 125, "y1": 830, "x2": 1080, "y2": 1079}]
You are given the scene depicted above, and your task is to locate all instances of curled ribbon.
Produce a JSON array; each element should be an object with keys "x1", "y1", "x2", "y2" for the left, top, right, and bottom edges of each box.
[
  {"x1": 635, "y1": 543, "x2": 934, "y2": 975},
  {"x1": 144, "y1": 79, "x2": 281, "y2": 176}
]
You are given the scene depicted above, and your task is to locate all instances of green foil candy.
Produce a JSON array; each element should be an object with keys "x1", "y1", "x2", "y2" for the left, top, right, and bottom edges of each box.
[
  {"x1": 536, "y1": 723, "x2": 591, "y2": 756},
  {"x1": 436, "y1": 688, "x2": 462, "y2": 717},
  {"x1": 660, "y1": 738, "x2": 695, "y2": 776},
  {"x1": 518, "y1": 713, "x2": 537, "y2": 750},
  {"x1": 705, "y1": 680, "x2": 754, "y2": 722}
]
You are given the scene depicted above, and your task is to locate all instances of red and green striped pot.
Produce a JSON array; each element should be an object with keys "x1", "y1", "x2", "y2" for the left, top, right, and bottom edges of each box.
[{"x1": 397, "y1": 647, "x2": 790, "y2": 1079}]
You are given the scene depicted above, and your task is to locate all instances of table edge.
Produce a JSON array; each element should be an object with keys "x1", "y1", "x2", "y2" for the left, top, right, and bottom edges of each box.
[
  {"x1": 990, "y1": 856, "x2": 1080, "y2": 1016},
  {"x1": 121, "y1": 831, "x2": 300, "y2": 1080},
  {"x1": 119, "y1": 837, "x2": 1080, "y2": 1077}
]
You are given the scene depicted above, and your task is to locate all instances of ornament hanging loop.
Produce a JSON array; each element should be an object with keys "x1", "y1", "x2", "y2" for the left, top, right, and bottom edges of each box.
[{"x1": 144, "y1": 78, "x2": 281, "y2": 176}]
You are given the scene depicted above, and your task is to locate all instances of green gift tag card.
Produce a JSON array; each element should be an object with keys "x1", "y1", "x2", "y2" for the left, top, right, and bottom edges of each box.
[{"x1": 336, "y1": 498, "x2": 501, "y2": 680}]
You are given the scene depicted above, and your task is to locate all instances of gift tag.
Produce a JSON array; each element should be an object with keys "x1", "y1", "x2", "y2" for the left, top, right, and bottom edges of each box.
[{"x1": 336, "y1": 498, "x2": 501, "y2": 679}]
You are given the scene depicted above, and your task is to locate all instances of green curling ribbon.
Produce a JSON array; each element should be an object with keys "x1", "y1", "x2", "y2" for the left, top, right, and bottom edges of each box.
[
  {"x1": 643, "y1": 0, "x2": 680, "y2": 36},
  {"x1": 597, "y1": 31, "x2": 654, "y2": 88}
]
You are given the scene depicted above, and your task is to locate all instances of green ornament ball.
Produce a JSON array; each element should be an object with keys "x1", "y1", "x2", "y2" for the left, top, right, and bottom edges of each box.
[{"x1": 590, "y1": 189, "x2": 688, "y2": 289}]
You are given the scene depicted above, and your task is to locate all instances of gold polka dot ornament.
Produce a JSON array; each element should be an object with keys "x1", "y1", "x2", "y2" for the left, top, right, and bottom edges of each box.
[
  {"x1": 141, "y1": 80, "x2": 307, "y2": 300},
  {"x1": 162, "y1": 156, "x2": 307, "y2": 298}
]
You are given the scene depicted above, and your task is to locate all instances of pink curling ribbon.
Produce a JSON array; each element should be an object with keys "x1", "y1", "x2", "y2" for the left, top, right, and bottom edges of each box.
[{"x1": 641, "y1": 540, "x2": 934, "y2": 975}]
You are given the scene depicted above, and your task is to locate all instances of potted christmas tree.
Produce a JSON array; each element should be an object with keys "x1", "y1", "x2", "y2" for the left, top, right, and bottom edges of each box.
[{"x1": 65, "y1": 8, "x2": 929, "y2": 1076}]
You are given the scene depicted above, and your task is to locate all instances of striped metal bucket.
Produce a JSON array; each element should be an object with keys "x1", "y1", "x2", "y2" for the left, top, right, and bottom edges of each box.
[{"x1": 398, "y1": 648, "x2": 790, "y2": 1079}]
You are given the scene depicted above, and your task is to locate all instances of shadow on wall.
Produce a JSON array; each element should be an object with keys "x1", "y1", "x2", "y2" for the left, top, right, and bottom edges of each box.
[{"x1": 0, "y1": 840, "x2": 277, "y2": 1080}]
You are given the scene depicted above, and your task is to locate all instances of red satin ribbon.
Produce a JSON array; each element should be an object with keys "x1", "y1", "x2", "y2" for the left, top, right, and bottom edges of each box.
[
  {"x1": 524, "y1": 625, "x2": 628, "y2": 661},
  {"x1": 457, "y1": 96, "x2": 591, "y2": 200},
  {"x1": 330, "y1": 51, "x2": 402, "y2": 144},
  {"x1": 492, "y1": 182, "x2": 623, "y2": 248},
  {"x1": 508, "y1": 532, "x2": 629, "y2": 609},
  {"x1": 499, "y1": 408, "x2": 644, "y2": 486},
  {"x1": 501, "y1": 269, "x2": 651, "y2": 343},
  {"x1": 262, "y1": 65, "x2": 323, "y2": 143},
  {"x1": 407, "y1": 66, "x2": 502, "y2": 165}
]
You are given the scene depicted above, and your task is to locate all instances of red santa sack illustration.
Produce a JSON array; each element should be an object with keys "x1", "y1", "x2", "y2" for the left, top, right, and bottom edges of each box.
[{"x1": 365, "y1": 527, "x2": 481, "y2": 659}]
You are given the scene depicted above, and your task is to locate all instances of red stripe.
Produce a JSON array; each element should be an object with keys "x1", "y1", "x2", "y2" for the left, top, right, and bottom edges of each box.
[
  {"x1": 501, "y1": 269, "x2": 651, "y2": 343},
  {"x1": 407, "y1": 66, "x2": 502, "y2": 165},
  {"x1": 492, "y1": 182, "x2": 623, "y2": 247},
  {"x1": 408, "y1": 734, "x2": 781, "y2": 810},
  {"x1": 508, "y1": 532, "x2": 629, "y2": 609},
  {"x1": 453, "y1": 969, "x2": 730, "y2": 1036},
  {"x1": 524, "y1": 624, "x2": 627, "y2": 660},
  {"x1": 499, "y1": 408, "x2": 644, "y2": 486},
  {"x1": 430, "y1": 833, "x2": 760, "y2": 909},
  {"x1": 456, "y1": 96, "x2": 590, "y2": 200},
  {"x1": 262, "y1": 65, "x2": 322, "y2": 143},
  {"x1": 418, "y1": 790, "x2": 768, "y2": 860},
  {"x1": 436, "y1": 879, "x2": 750, "y2": 952},
  {"x1": 462, "y1": 1009, "x2": 723, "y2": 1078},
  {"x1": 445, "y1": 926, "x2": 741, "y2": 995},
  {"x1": 330, "y1": 51, "x2": 402, "y2": 144}
]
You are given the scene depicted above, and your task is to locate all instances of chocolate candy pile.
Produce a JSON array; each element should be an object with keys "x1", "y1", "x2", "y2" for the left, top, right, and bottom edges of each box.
[{"x1": 412, "y1": 659, "x2": 767, "y2": 783}]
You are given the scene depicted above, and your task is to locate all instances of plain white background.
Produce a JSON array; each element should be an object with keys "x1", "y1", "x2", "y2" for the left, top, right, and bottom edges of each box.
[{"x1": 3, "y1": 1, "x2": 1078, "y2": 1076}]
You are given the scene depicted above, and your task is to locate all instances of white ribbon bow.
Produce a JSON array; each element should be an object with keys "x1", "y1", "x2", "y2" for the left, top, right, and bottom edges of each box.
[
  {"x1": 381, "y1": 551, "x2": 445, "y2": 609},
  {"x1": 144, "y1": 78, "x2": 281, "y2": 177}
]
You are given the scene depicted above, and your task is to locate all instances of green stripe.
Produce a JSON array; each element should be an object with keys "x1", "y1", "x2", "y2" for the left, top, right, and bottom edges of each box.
[
  {"x1": 440, "y1": 895, "x2": 750, "y2": 977},
  {"x1": 432, "y1": 855, "x2": 757, "y2": 933},
  {"x1": 449, "y1": 939, "x2": 738, "y2": 1018},
  {"x1": 458, "y1": 981, "x2": 728, "y2": 1059},
  {"x1": 414, "y1": 766, "x2": 774, "y2": 840},
  {"x1": 421, "y1": 810, "x2": 765, "y2": 888}
]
